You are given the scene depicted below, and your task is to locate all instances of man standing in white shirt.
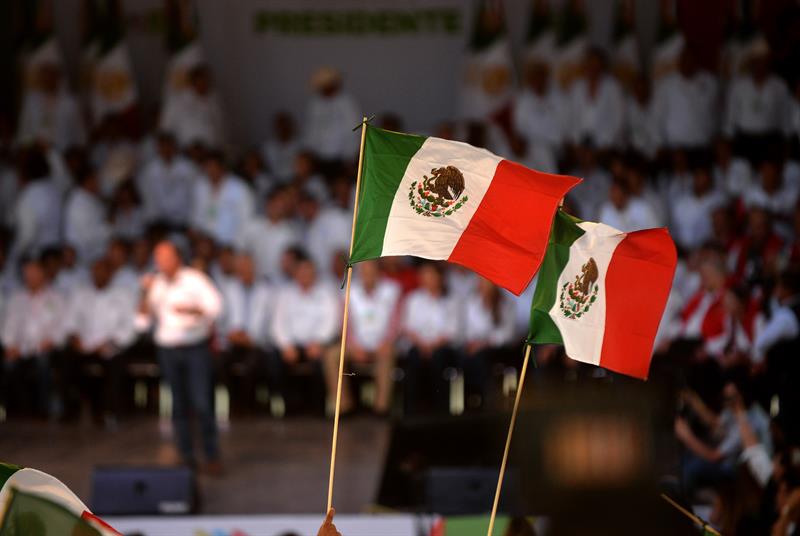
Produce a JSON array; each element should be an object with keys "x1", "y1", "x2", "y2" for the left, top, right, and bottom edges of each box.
[
  {"x1": 236, "y1": 185, "x2": 300, "y2": 283},
  {"x1": 62, "y1": 259, "x2": 136, "y2": 425},
  {"x1": 598, "y1": 178, "x2": 660, "y2": 232},
  {"x1": 512, "y1": 60, "x2": 563, "y2": 173},
  {"x1": 304, "y1": 67, "x2": 360, "y2": 173},
  {"x1": 159, "y1": 65, "x2": 225, "y2": 149},
  {"x1": 305, "y1": 175, "x2": 352, "y2": 278},
  {"x1": 1, "y1": 257, "x2": 66, "y2": 417},
  {"x1": 671, "y1": 160, "x2": 728, "y2": 251},
  {"x1": 653, "y1": 48, "x2": 719, "y2": 149},
  {"x1": 262, "y1": 112, "x2": 301, "y2": 184},
  {"x1": 190, "y1": 151, "x2": 254, "y2": 246},
  {"x1": 138, "y1": 241, "x2": 223, "y2": 472},
  {"x1": 220, "y1": 254, "x2": 275, "y2": 412},
  {"x1": 270, "y1": 253, "x2": 340, "y2": 415},
  {"x1": 136, "y1": 132, "x2": 197, "y2": 229},
  {"x1": 340, "y1": 260, "x2": 401, "y2": 416},
  {"x1": 64, "y1": 169, "x2": 111, "y2": 263}
]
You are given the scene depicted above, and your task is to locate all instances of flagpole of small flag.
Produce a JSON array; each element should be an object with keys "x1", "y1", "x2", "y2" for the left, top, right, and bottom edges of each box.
[
  {"x1": 326, "y1": 116, "x2": 369, "y2": 513},
  {"x1": 660, "y1": 493, "x2": 722, "y2": 535},
  {"x1": 486, "y1": 343, "x2": 533, "y2": 536}
]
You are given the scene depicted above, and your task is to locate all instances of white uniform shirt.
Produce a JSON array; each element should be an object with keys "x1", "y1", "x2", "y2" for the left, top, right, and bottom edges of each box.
[
  {"x1": 625, "y1": 96, "x2": 659, "y2": 157},
  {"x1": 567, "y1": 168, "x2": 612, "y2": 221},
  {"x1": 136, "y1": 155, "x2": 197, "y2": 226},
  {"x1": 65, "y1": 284, "x2": 137, "y2": 352},
  {"x1": 671, "y1": 190, "x2": 727, "y2": 250},
  {"x1": 306, "y1": 206, "x2": 352, "y2": 275},
  {"x1": 64, "y1": 188, "x2": 111, "y2": 262},
  {"x1": 599, "y1": 198, "x2": 660, "y2": 233},
  {"x1": 744, "y1": 182, "x2": 799, "y2": 218},
  {"x1": 159, "y1": 90, "x2": 225, "y2": 148},
  {"x1": 402, "y1": 289, "x2": 460, "y2": 345},
  {"x1": 11, "y1": 180, "x2": 62, "y2": 259},
  {"x1": 191, "y1": 175, "x2": 254, "y2": 245},
  {"x1": 271, "y1": 281, "x2": 340, "y2": 348},
  {"x1": 654, "y1": 72, "x2": 719, "y2": 147},
  {"x1": 304, "y1": 92, "x2": 360, "y2": 161},
  {"x1": 463, "y1": 294, "x2": 516, "y2": 347},
  {"x1": 110, "y1": 265, "x2": 141, "y2": 298},
  {"x1": 223, "y1": 280, "x2": 274, "y2": 349},
  {"x1": 752, "y1": 298, "x2": 799, "y2": 363},
  {"x1": 262, "y1": 138, "x2": 301, "y2": 183},
  {"x1": 140, "y1": 267, "x2": 223, "y2": 347},
  {"x1": 714, "y1": 159, "x2": 753, "y2": 198},
  {"x1": 16, "y1": 90, "x2": 87, "y2": 151},
  {"x1": 53, "y1": 267, "x2": 90, "y2": 299},
  {"x1": 513, "y1": 88, "x2": 563, "y2": 173},
  {"x1": 236, "y1": 217, "x2": 301, "y2": 282},
  {"x1": 349, "y1": 279, "x2": 401, "y2": 351},
  {"x1": 724, "y1": 75, "x2": 792, "y2": 136},
  {"x1": 1, "y1": 287, "x2": 66, "y2": 355},
  {"x1": 567, "y1": 76, "x2": 625, "y2": 148}
]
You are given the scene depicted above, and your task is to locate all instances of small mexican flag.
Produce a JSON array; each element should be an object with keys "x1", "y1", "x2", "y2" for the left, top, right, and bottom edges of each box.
[
  {"x1": 528, "y1": 211, "x2": 676, "y2": 379},
  {"x1": 0, "y1": 463, "x2": 119, "y2": 535},
  {"x1": 350, "y1": 126, "x2": 581, "y2": 295}
]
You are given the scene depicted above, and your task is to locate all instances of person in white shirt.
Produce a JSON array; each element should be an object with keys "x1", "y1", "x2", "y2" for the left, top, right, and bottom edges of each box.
[
  {"x1": 566, "y1": 48, "x2": 626, "y2": 150},
  {"x1": 753, "y1": 270, "x2": 799, "y2": 364},
  {"x1": 16, "y1": 62, "x2": 86, "y2": 151},
  {"x1": 305, "y1": 175, "x2": 352, "y2": 277},
  {"x1": 744, "y1": 158, "x2": 799, "y2": 219},
  {"x1": 9, "y1": 148, "x2": 62, "y2": 263},
  {"x1": 342, "y1": 260, "x2": 401, "y2": 416},
  {"x1": 64, "y1": 169, "x2": 111, "y2": 264},
  {"x1": 62, "y1": 259, "x2": 136, "y2": 424},
  {"x1": 1, "y1": 257, "x2": 66, "y2": 417},
  {"x1": 653, "y1": 49, "x2": 719, "y2": 149},
  {"x1": 512, "y1": 59, "x2": 563, "y2": 173},
  {"x1": 106, "y1": 238, "x2": 141, "y2": 299},
  {"x1": 270, "y1": 253, "x2": 340, "y2": 414},
  {"x1": 159, "y1": 65, "x2": 225, "y2": 148},
  {"x1": 50, "y1": 246, "x2": 89, "y2": 300},
  {"x1": 262, "y1": 112, "x2": 301, "y2": 184},
  {"x1": 136, "y1": 132, "x2": 197, "y2": 228},
  {"x1": 724, "y1": 41, "x2": 792, "y2": 159},
  {"x1": 599, "y1": 178, "x2": 660, "y2": 232},
  {"x1": 304, "y1": 67, "x2": 360, "y2": 170},
  {"x1": 401, "y1": 262, "x2": 460, "y2": 414},
  {"x1": 567, "y1": 143, "x2": 612, "y2": 221},
  {"x1": 137, "y1": 240, "x2": 223, "y2": 471},
  {"x1": 461, "y1": 277, "x2": 516, "y2": 410},
  {"x1": 219, "y1": 254, "x2": 275, "y2": 410},
  {"x1": 713, "y1": 138, "x2": 753, "y2": 198},
  {"x1": 625, "y1": 73, "x2": 660, "y2": 158},
  {"x1": 236, "y1": 185, "x2": 300, "y2": 283},
  {"x1": 109, "y1": 181, "x2": 146, "y2": 240},
  {"x1": 190, "y1": 151, "x2": 254, "y2": 246},
  {"x1": 671, "y1": 161, "x2": 728, "y2": 251}
]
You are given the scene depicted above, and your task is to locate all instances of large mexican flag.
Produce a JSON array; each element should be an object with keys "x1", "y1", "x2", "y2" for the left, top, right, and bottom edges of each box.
[
  {"x1": 350, "y1": 127, "x2": 581, "y2": 295},
  {"x1": 0, "y1": 463, "x2": 119, "y2": 535},
  {"x1": 528, "y1": 211, "x2": 676, "y2": 379}
]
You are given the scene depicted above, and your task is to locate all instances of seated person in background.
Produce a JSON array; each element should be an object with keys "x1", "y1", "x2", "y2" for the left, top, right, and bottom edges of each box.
[
  {"x1": 270, "y1": 253, "x2": 340, "y2": 414},
  {"x1": 728, "y1": 207, "x2": 783, "y2": 286},
  {"x1": 342, "y1": 260, "x2": 401, "y2": 416},
  {"x1": 461, "y1": 277, "x2": 516, "y2": 410},
  {"x1": 744, "y1": 156, "x2": 799, "y2": 221},
  {"x1": 62, "y1": 259, "x2": 137, "y2": 426},
  {"x1": 598, "y1": 176, "x2": 660, "y2": 232},
  {"x1": 675, "y1": 375, "x2": 772, "y2": 498},
  {"x1": 1, "y1": 257, "x2": 66, "y2": 417},
  {"x1": 671, "y1": 158, "x2": 727, "y2": 252},
  {"x1": 220, "y1": 254, "x2": 275, "y2": 412},
  {"x1": 401, "y1": 261, "x2": 459, "y2": 414}
]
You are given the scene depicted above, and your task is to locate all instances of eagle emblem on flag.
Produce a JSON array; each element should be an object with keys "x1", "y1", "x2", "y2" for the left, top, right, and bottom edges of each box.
[
  {"x1": 408, "y1": 166, "x2": 469, "y2": 218},
  {"x1": 559, "y1": 257, "x2": 599, "y2": 319}
]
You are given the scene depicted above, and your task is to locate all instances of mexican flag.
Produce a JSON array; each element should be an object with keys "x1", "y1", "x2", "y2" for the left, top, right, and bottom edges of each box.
[
  {"x1": 350, "y1": 127, "x2": 581, "y2": 295},
  {"x1": 0, "y1": 463, "x2": 119, "y2": 535},
  {"x1": 528, "y1": 211, "x2": 676, "y2": 379}
]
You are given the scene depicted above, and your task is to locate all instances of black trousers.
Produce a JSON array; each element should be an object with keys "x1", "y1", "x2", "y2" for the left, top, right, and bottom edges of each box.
[{"x1": 402, "y1": 345, "x2": 457, "y2": 415}]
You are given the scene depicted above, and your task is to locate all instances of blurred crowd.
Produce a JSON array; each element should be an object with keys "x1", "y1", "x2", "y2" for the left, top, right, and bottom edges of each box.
[{"x1": 1, "y1": 0, "x2": 800, "y2": 532}]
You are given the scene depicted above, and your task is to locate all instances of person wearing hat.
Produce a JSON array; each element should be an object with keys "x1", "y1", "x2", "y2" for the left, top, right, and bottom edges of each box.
[
  {"x1": 303, "y1": 66, "x2": 360, "y2": 176},
  {"x1": 723, "y1": 37, "x2": 793, "y2": 162}
]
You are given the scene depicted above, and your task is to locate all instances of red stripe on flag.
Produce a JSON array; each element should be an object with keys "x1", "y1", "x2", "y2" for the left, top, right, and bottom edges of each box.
[
  {"x1": 448, "y1": 160, "x2": 581, "y2": 295},
  {"x1": 599, "y1": 228, "x2": 677, "y2": 379}
]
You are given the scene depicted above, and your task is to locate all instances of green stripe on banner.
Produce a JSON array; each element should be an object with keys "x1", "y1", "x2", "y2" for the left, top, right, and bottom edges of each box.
[
  {"x1": 0, "y1": 489, "x2": 101, "y2": 536},
  {"x1": 0, "y1": 464, "x2": 20, "y2": 492},
  {"x1": 528, "y1": 210, "x2": 585, "y2": 344},
  {"x1": 350, "y1": 126, "x2": 426, "y2": 263}
]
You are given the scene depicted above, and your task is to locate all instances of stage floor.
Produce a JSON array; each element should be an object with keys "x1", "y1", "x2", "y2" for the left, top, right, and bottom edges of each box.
[{"x1": 0, "y1": 416, "x2": 390, "y2": 514}]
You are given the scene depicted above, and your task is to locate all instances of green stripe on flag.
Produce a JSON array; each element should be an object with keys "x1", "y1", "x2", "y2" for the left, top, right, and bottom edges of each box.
[
  {"x1": 528, "y1": 210, "x2": 585, "y2": 344},
  {"x1": 350, "y1": 126, "x2": 426, "y2": 262},
  {"x1": 0, "y1": 464, "x2": 20, "y2": 493},
  {"x1": 0, "y1": 489, "x2": 101, "y2": 536}
]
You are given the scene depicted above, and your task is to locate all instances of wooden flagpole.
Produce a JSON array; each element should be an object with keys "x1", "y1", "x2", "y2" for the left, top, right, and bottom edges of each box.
[
  {"x1": 486, "y1": 344, "x2": 532, "y2": 536},
  {"x1": 327, "y1": 116, "x2": 369, "y2": 512}
]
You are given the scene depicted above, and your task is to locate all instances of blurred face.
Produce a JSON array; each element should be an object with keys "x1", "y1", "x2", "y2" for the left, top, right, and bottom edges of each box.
[
  {"x1": 235, "y1": 255, "x2": 255, "y2": 285},
  {"x1": 699, "y1": 261, "x2": 726, "y2": 292},
  {"x1": 157, "y1": 137, "x2": 177, "y2": 161},
  {"x1": 154, "y1": 242, "x2": 181, "y2": 277},
  {"x1": 62, "y1": 247, "x2": 77, "y2": 268},
  {"x1": 358, "y1": 260, "x2": 380, "y2": 288},
  {"x1": 218, "y1": 249, "x2": 235, "y2": 275},
  {"x1": 91, "y1": 260, "x2": 112, "y2": 289},
  {"x1": 294, "y1": 260, "x2": 316, "y2": 289},
  {"x1": 191, "y1": 70, "x2": 211, "y2": 95},
  {"x1": 609, "y1": 182, "x2": 627, "y2": 209},
  {"x1": 750, "y1": 55, "x2": 769, "y2": 81},
  {"x1": 242, "y1": 152, "x2": 263, "y2": 178},
  {"x1": 526, "y1": 63, "x2": 548, "y2": 94},
  {"x1": 132, "y1": 239, "x2": 151, "y2": 269},
  {"x1": 107, "y1": 242, "x2": 128, "y2": 268},
  {"x1": 204, "y1": 159, "x2": 225, "y2": 184},
  {"x1": 419, "y1": 264, "x2": 443, "y2": 295},
  {"x1": 477, "y1": 277, "x2": 497, "y2": 300},
  {"x1": 275, "y1": 114, "x2": 294, "y2": 141},
  {"x1": 266, "y1": 191, "x2": 290, "y2": 221},
  {"x1": 38, "y1": 64, "x2": 61, "y2": 94},
  {"x1": 692, "y1": 169, "x2": 712, "y2": 196},
  {"x1": 678, "y1": 50, "x2": 696, "y2": 78},
  {"x1": 23, "y1": 262, "x2": 47, "y2": 291},
  {"x1": 585, "y1": 52, "x2": 604, "y2": 80},
  {"x1": 293, "y1": 154, "x2": 313, "y2": 178},
  {"x1": 748, "y1": 209, "x2": 770, "y2": 241},
  {"x1": 760, "y1": 162, "x2": 781, "y2": 193}
]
